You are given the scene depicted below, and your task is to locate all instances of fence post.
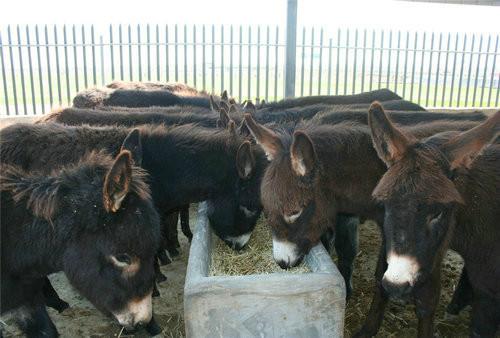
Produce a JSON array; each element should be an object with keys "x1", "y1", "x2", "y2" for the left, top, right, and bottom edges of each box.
[{"x1": 284, "y1": 0, "x2": 297, "y2": 98}]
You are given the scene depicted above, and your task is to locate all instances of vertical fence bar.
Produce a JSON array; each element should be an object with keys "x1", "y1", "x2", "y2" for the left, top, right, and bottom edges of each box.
[
  {"x1": 72, "y1": 25, "x2": 79, "y2": 93},
  {"x1": 147, "y1": 24, "x2": 151, "y2": 81},
  {"x1": 300, "y1": 27, "x2": 305, "y2": 96},
  {"x1": 230, "y1": 25, "x2": 234, "y2": 96},
  {"x1": 456, "y1": 34, "x2": 468, "y2": 107},
  {"x1": 17, "y1": 25, "x2": 28, "y2": 114},
  {"x1": 343, "y1": 28, "x2": 348, "y2": 95},
  {"x1": 256, "y1": 26, "x2": 260, "y2": 99},
  {"x1": 54, "y1": 25, "x2": 63, "y2": 104},
  {"x1": 156, "y1": 25, "x2": 160, "y2": 81},
  {"x1": 378, "y1": 30, "x2": 384, "y2": 89},
  {"x1": 211, "y1": 25, "x2": 215, "y2": 92},
  {"x1": 309, "y1": 27, "x2": 315, "y2": 96},
  {"x1": 193, "y1": 25, "x2": 197, "y2": 87},
  {"x1": 402, "y1": 31, "x2": 410, "y2": 98},
  {"x1": 394, "y1": 30, "x2": 401, "y2": 93},
  {"x1": 284, "y1": 0, "x2": 297, "y2": 98},
  {"x1": 119, "y1": 25, "x2": 124, "y2": 80},
  {"x1": 433, "y1": 33, "x2": 443, "y2": 106},
  {"x1": 174, "y1": 24, "x2": 179, "y2": 82},
  {"x1": 128, "y1": 25, "x2": 133, "y2": 81},
  {"x1": 487, "y1": 35, "x2": 498, "y2": 106},
  {"x1": 336, "y1": 28, "x2": 341, "y2": 95},
  {"x1": 265, "y1": 26, "x2": 270, "y2": 100},
  {"x1": 0, "y1": 31, "x2": 10, "y2": 115},
  {"x1": 35, "y1": 26, "x2": 45, "y2": 112},
  {"x1": 361, "y1": 29, "x2": 367, "y2": 93},
  {"x1": 44, "y1": 25, "x2": 54, "y2": 107},
  {"x1": 464, "y1": 34, "x2": 476, "y2": 106},
  {"x1": 26, "y1": 26, "x2": 36, "y2": 114},
  {"x1": 184, "y1": 24, "x2": 188, "y2": 84},
  {"x1": 274, "y1": 26, "x2": 279, "y2": 101},
  {"x1": 351, "y1": 29, "x2": 357, "y2": 94},
  {"x1": 327, "y1": 38, "x2": 333, "y2": 94},
  {"x1": 7, "y1": 26, "x2": 18, "y2": 114},
  {"x1": 63, "y1": 25, "x2": 71, "y2": 104},
  {"x1": 221, "y1": 25, "x2": 225, "y2": 92},
  {"x1": 137, "y1": 24, "x2": 142, "y2": 81},
  {"x1": 440, "y1": 33, "x2": 451, "y2": 107},
  {"x1": 100, "y1": 35, "x2": 105, "y2": 86},
  {"x1": 449, "y1": 33, "x2": 460, "y2": 107},
  {"x1": 110, "y1": 25, "x2": 115, "y2": 81},
  {"x1": 318, "y1": 28, "x2": 324, "y2": 95},
  {"x1": 238, "y1": 25, "x2": 244, "y2": 100},
  {"x1": 386, "y1": 30, "x2": 392, "y2": 91},
  {"x1": 201, "y1": 25, "x2": 205, "y2": 90},
  {"x1": 472, "y1": 34, "x2": 483, "y2": 106},
  {"x1": 417, "y1": 32, "x2": 426, "y2": 105},
  {"x1": 247, "y1": 26, "x2": 252, "y2": 99},
  {"x1": 496, "y1": 72, "x2": 499, "y2": 107},
  {"x1": 369, "y1": 29, "x2": 375, "y2": 92},
  {"x1": 91, "y1": 25, "x2": 96, "y2": 85},
  {"x1": 82, "y1": 26, "x2": 88, "y2": 88},
  {"x1": 410, "y1": 31, "x2": 418, "y2": 102},
  {"x1": 479, "y1": 35, "x2": 491, "y2": 107},
  {"x1": 166, "y1": 25, "x2": 170, "y2": 81}
]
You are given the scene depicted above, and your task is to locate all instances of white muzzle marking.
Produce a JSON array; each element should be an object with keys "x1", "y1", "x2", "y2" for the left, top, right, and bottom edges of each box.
[
  {"x1": 272, "y1": 238, "x2": 299, "y2": 266},
  {"x1": 113, "y1": 292, "x2": 152, "y2": 328},
  {"x1": 384, "y1": 252, "x2": 420, "y2": 286},
  {"x1": 225, "y1": 232, "x2": 252, "y2": 248}
]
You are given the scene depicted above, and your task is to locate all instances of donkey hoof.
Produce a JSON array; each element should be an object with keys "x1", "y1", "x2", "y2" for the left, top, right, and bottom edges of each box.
[
  {"x1": 56, "y1": 301, "x2": 70, "y2": 313},
  {"x1": 168, "y1": 247, "x2": 180, "y2": 257},
  {"x1": 152, "y1": 287, "x2": 160, "y2": 298},
  {"x1": 156, "y1": 272, "x2": 168, "y2": 283}
]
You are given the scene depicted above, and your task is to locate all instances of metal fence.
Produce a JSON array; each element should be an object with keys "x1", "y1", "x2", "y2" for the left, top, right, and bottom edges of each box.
[{"x1": 0, "y1": 23, "x2": 499, "y2": 116}]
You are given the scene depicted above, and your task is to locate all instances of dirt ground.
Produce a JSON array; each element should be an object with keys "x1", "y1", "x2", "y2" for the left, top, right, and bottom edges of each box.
[{"x1": 1, "y1": 214, "x2": 470, "y2": 338}]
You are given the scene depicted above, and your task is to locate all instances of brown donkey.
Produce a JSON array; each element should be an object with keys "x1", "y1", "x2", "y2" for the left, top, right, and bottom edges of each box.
[
  {"x1": 356, "y1": 106, "x2": 499, "y2": 338},
  {"x1": 244, "y1": 111, "x2": 480, "y2": 298}
]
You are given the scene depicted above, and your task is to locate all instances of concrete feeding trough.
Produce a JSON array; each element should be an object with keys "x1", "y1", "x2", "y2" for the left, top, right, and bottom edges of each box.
[{"x1": 184, "y1": 202, "x2": 346, "y2": 338}]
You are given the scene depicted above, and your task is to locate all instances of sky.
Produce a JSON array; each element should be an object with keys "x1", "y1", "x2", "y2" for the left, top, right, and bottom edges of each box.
[{"x1": 1, "y1": 0, "x2": 499, "y2": 34}]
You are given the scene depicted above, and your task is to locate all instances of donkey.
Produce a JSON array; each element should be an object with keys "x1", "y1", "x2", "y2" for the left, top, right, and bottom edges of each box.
[
  {"x1": 244, "y1": 112, "x2": 481, "y2": 300},
  {"x1": 1, "y1": 149, "x2": 160, "y2": 337},
  {"x1": 259, "y1": 88, "x2": 401, "y2": 111},
  {"x1": 355, "y1": 107, "x2": 499, "y2": 338},
  {"x1": 106, "y1": 81, "x2": 203, "y2": 96},
  {"x1": 73, "y1": 87, "x2": 212, "y2": 109}
]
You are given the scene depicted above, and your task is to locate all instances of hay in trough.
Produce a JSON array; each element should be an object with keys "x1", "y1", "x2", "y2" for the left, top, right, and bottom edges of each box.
[{"x1": 209, "y1": 217, "x2": 310, "y2": 276}]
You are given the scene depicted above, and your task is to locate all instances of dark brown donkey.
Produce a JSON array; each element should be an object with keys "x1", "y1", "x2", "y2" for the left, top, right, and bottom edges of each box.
[
  {"x1": 356, "y1": 107, "x2": 499, "y2": 338},
  {"x1": 244, "y1": 111, "x2": 481, "y2": 303}
]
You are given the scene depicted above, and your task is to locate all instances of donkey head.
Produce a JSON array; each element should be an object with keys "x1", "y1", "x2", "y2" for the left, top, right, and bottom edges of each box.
[
  {"x1": 245, "y1": 114, "x2": 332, "y2": 268},
  {"x1": 205, "y1": 119, "x2": 265, "y2": 250},
  {"x1": 62, "y1": 139, "x2": 160, "y2": 328},
  {"x1": 369, "y1": 102, "x2": 499, "y2": 297}
]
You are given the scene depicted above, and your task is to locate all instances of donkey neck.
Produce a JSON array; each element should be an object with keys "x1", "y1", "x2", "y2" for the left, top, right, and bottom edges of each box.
[
  {"x1": 308, "y1": 124, "x2": 387, "y2": 220},
  {"x1": 141, "y1": 125, "x2": 241, "y2": 209}
]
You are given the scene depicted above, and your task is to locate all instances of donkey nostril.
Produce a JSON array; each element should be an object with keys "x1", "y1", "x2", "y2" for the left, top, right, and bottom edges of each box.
[
  {"x1": 277, "y1": 260, "x2": 289, "y2": 270},
  {"x1": 382, "y1": 278, "x2": 411, "y2": 298}
]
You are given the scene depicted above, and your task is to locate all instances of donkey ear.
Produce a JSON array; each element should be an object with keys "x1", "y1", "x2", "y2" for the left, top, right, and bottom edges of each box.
[
  {"x1": 238, "y1": 119, "x2": 251, "y2": 137},
  {"x1": 291, "y1": 131, "x2": 316, "y2": 177},
  {"x1": 120, "y1": 129, "x2": 142, "y2": 166},
  {"x1": 244, "y1": 114, "x2": 283, "y2": 161},
  {"x1": 210, "y1": 95, "x2": 220, "y2": 112},
  {"x1": 103, "y1": 151, "x2": 132, "y2": 213},
  {"x1": 228, "y1": 98, "x2": 236, "y2": 105},
  {"x1": 236, "y1": 141, "x2": 255, "y2": 179},
  {"x1": 440, "y1": 110, "x2": 500, "y2": 170},
  {"x1": 216, "y1": 105, "x2": 231, "y2": 129},
  {"x1": 368, "y1": 101, "x2": 412, "y2": 166},
  {"x1": 244, "y1": 100, "x2": 257, "y2": 115},
  {"x1": 229, "y1": 104, "x2": 238, "y2": 115},
  {"x1": 221, "y1": 90, "x2": 229, "y2": 102},
  {"x1": 259, "y1": 99, "x2": 266, "y2": 108}
]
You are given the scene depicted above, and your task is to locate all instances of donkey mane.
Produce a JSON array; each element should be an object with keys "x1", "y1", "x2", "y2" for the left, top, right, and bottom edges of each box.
[{"x1": 0, "y1": 151, "x2": 151, "y2": 221}]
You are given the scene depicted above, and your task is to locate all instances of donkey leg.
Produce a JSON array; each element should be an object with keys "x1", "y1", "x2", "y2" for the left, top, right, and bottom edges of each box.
[
  {"x1": 334, "y1": 214, "x2": 359, "y2": 300},
  {"x1": 413, "y1": 270, "x2": 441, "y2": 338},
  {"x1": 353, "y1": 243, "x2": 389, "y2": 338},
  {"x1": 154, "y1": 258, "x2": 167, "y2": 284},
  {"x1": 164, "y1": 211, "x2": 180, "y2": 257},
  {"x1": 180, "y1": 205, "x2": 193, "y2": 242},
  {"x1": 447, "y1": 266, "x2": 473, "y2": 316},
  {"x1": 42, "y1": 277, "x2": 69, "y2": 313},
  {"x1": 470, "y1": 291, "x2": 500, "y2": 338},
  {"x1": 320, "y1": 227, "x2": 335, "y2": 254},
  {"x1": 17, "y1": 303, "x2": 59, "y2": 338}
]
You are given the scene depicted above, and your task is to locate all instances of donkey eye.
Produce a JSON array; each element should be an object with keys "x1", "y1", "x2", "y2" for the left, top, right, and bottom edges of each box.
[
  {"x1": 428, "y1": 212, "x2": 443, "y2": 225},
  {"x1": 110, "y1": 253, "x2": 132, "y2": 267},
  {"x1": 284, "y1": 209, "x2": 303, "y2": 224}
]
